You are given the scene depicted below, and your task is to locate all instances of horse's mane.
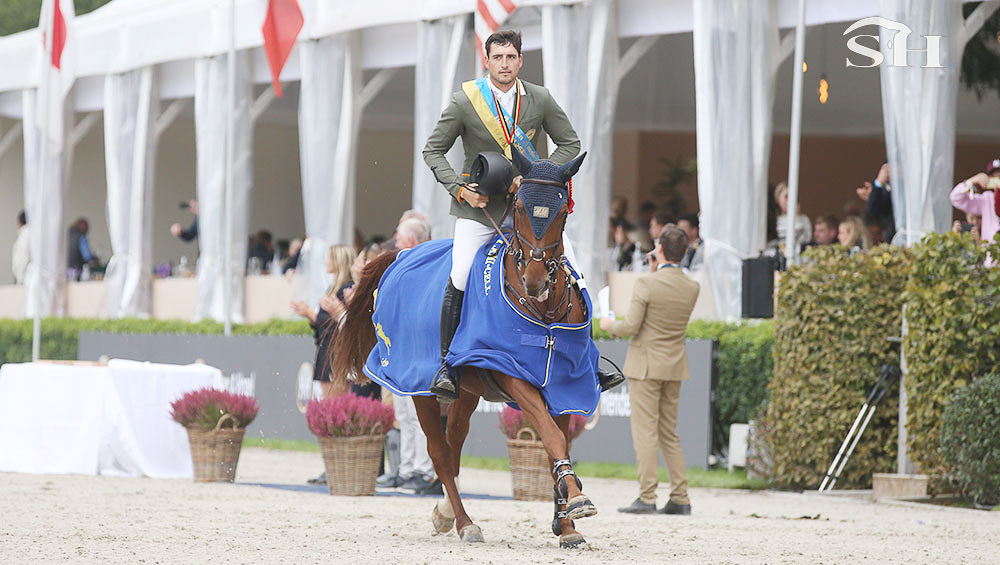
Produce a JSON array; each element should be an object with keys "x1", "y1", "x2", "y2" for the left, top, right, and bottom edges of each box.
[{"x1": 329, "y1": 250, "x2": 399, "y2": 388}]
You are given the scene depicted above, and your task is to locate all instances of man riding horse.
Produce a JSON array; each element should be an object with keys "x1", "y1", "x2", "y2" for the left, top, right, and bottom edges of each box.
[{"x1": 423, "y1": 29, "x2": 623, "y2": 400}]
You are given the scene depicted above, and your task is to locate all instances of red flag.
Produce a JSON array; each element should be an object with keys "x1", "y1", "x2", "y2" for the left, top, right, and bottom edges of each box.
[
  {"x1": 261, "y1": 0, "x2": 303, "y2": 98},
  {"x1": 51, "y1": 0, "x2": 67, "y2": 69}
]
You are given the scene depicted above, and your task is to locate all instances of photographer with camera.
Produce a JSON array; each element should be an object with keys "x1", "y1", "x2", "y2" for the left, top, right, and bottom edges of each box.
[{"x1": 950, "y1": 158, "x2": 1000, "y2": 244}]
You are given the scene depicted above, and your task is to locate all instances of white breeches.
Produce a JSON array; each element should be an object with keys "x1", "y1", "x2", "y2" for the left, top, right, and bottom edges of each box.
[{"x1": 449, "y1": 218, "x2": 585, "y2": 292}]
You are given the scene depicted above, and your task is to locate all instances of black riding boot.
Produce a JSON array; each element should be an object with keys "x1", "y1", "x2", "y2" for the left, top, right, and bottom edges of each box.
[
  {"x1": 597, "y1": 368, "x2": 626, "y2": 392},
  {"x1": 430, "y1": 279, "x2": 464, "y2": 400}
]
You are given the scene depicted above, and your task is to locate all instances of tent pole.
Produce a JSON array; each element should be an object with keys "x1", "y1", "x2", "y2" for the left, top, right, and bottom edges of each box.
[
  {"x1": 783, "y1": 0, "x2": 806, "y2": 265},
  {"x1": 223, "y1": 0, "x2": 236, "y2": 336},
  {"x1": 32, "y1": 9, "x2": 54, "y2": 362}
]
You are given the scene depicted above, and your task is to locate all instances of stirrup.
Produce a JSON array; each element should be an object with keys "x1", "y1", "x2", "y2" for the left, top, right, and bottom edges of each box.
[{"x1": 430, "y1": 364, "x2": 459, "y2": 400}]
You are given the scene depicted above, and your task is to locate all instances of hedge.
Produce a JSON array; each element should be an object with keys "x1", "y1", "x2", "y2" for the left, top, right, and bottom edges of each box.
[
  {"x1": 903, "y1": 232, "x2": 1000, "y2": 482},
  {"x1": 768, "y1": 245, "x2": 909, "y2": 488},
  {"x1": 940, "y1": 373, "x2": 1000, "y2": 507},
  {"x1": 0, "y1": 318, "x2": 312, "y2": 364}
]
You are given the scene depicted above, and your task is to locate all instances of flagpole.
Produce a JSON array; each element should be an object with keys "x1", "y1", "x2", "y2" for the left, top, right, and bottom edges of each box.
[
  {"x1": 32, "y1": 5, "x2": 54, "y2": 362},
  {"x1": 223, "y1": 0, "x2": 236, "y2": 336},
  {"x1": 784, "y1": 0, "x2": 806, "y2": 265}
]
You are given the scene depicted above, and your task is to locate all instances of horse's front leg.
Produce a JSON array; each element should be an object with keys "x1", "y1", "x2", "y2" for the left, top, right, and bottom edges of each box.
[
  {"x1": 551, "y1": 414, "x2": 586, "y2": 548},
  {"x1": 412, "y1": 395, "x2": 483, "y2": 543},
  {"x1": 491, "y1": 373, "x2": 597, "y2": 522}
]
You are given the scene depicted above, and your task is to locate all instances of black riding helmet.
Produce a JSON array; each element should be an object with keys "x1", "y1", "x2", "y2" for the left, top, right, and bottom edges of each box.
[{"x1": 468, "y1": 151, "x2": 515, "y2": 197}]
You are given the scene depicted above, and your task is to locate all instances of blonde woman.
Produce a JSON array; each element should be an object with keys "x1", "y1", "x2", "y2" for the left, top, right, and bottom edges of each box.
[
  {"x1": 837, "y1": 216, "x2": 872, "y2": 254},
  {"x1": 774, "y1": 182, "x2": 812, "y2": 253},
  {"x1": 291, "y1": 244, "x2": 355, "y2": 394}
]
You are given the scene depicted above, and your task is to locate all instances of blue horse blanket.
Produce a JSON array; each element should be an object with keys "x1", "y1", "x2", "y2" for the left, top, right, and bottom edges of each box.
[{"x1": 362, "y1": 236, "x2": 600, "y2": 416}]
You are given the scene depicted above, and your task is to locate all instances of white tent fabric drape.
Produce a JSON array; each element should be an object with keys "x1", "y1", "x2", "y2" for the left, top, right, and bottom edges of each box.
[
  {"x1": 104, "y1": 67, "x2": 159, "y2": 318},
  {"x1": 692, "y1": 0, "x2": 778, "y2": 320},
  {"x1": 412, "y1": 16, "x2": 472, "y2": 241},
  {"x1": 21, "y1": 90, "x2": 72, "y2": 317},
  {"x1": 297, "y1": 33, "x2": 361, "y2": 306},
  {"x1": 194, "y1": 52, "x2": 253, "y2": 322},
  {"x1": 879, "y1": 0, "x2": 965, "y2": 245},
  {"x1": 542, "y1": 0, "x2": 619, "y2": 294}
]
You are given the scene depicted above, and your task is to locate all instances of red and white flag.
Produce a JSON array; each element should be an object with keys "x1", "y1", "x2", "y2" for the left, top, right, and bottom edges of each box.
[
  {"x1": 475, "y1": 0, "x2": 518, "y2": 65},
  {"x1": 36, "y1": 0, "x2": 75, "y2": 144},
  {"x1": 262, "y1": 0, "x2": 304, "y2": 98}
]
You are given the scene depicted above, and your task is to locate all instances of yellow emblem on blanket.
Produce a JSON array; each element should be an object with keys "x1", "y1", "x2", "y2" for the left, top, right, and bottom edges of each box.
[{"x1": 376, "y1": 322, "x2": 391, "y2": 356}]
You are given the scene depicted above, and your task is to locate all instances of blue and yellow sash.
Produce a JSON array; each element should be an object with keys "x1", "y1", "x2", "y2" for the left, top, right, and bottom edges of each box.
[{"x1": 462, "y1": 78, "x2": 539, "y2": 161}]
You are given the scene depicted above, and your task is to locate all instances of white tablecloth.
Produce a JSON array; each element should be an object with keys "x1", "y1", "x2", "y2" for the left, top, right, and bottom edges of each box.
[{"x1": 0, "y1": 359, "x2": 220, "y2": 478}]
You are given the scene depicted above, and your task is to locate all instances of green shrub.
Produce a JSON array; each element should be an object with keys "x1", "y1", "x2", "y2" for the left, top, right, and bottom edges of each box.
[
  {"x1": 767, "y1": 245, "x2": 908, "y2": 488},
  {"x1": 687, "y1": 320, "x2": 774, "y2": 439},
  {"x1": 0, "y1": 317, "x2": 311, "y2": 364},
  {"x1": 903, "y1": 232, "x2": 1000, "y2": 480},
  {"x1": 940, "y1": 374, "x2": 1000, "y2": 507}
]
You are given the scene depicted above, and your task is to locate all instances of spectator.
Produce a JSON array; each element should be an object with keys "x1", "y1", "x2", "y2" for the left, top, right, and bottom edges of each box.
[
  {"x1": 774, "y1": 182, "x2": 812, "y2": 253},
  {"x1": 951, "y1": 159, "x2": 1000, "y2": 244},
  {"x1": 67, "y1": 218, "x2": 98, "y2": 279},
  {"x1": 809, "y1": 215, "x2": 839, "y2": 247},
  {"x1": 637, "y1": 201, "x2": 657, "y2": 229},
  {"x1": 856, "y1": 163, "x2": 895, "y2": 243},
  {"x1": 600, "y1": 225, "x2": 699, "y2": 516},
  {"x1": 867, "y1": 221, "x2": 885, "y2": 246},
  {"x1": 170, "y1": 199, "x2": 199, "y2": 242},
  {"x1": 379, "y1": 215, "x2": 437, "y2": 494},
  {"x1": 611, "y1": 220, "x2": 637, "y2": 271},
  {"x1": 12, "y1": 210, "x2": 29, "y2": 284},
  {"x1": 290, "y1": 244, "x2": 355, "y2": 486},
  {"x1": 676, "y1": 213, "x2": 704, "y2": 271},
  {"x1": 282, "y1": 237, "x2": 303, "y2": 274},
  {"x1": 837, "y1": 216, "x2": 871, "y2": 254},
  {"x1": 247, "y1": 230, "x2": 274, "y2": 273},
  {"x1": 394, "y1": 217, "x2": 431, "y2": 250},
  {"x1": 648, "y1": 211, "x2": 671, "y2": 242},
  {"x1": 610, "y1": 196, "x2": 629, "y2": 226}
]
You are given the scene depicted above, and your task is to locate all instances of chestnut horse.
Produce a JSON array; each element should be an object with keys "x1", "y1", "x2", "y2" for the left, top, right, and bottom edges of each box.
[{"x1": 333, "y1": 151, "x2": 597, "y2": 549}]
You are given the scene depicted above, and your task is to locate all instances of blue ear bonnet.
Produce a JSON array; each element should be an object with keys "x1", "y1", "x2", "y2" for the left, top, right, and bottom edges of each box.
[{"x1": 517, "y1": 159, "x2": 568, "y2": 239}]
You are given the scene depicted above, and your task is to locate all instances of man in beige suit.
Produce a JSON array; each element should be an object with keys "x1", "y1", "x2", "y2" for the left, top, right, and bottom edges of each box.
[{"x1": 600, "y1": 225, "x2": 700, "y2": 515}]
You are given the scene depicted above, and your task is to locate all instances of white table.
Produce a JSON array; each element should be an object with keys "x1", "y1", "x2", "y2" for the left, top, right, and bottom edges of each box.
[{"x1": 0, "y1": 359, "x2": 220, "y2": 478}]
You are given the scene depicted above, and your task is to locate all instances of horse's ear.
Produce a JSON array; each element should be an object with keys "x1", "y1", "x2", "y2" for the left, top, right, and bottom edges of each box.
[
  {"x1": 559, "y1": 152, "x2": 587, "y2": 182},
  {"x1": 511, "y1": 146, "x2": 535, "y2": 177}
]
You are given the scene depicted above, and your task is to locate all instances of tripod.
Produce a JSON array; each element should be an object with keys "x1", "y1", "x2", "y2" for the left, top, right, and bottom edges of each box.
[{"x1": 818, "y1": 363, "x2": 901, "y2": 492}]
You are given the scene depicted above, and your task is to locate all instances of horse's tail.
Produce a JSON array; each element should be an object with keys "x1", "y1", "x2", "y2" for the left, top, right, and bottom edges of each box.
[{"x1": 330, "y1": 250, "x2": 399, "y2": 388}]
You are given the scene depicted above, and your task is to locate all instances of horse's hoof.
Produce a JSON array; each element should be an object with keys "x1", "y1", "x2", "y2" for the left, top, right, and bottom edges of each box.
[
  {"x1": 458, "y1": 524, "x2": 484, "y2": 543},
  {"x1": 432, "y1": 505, "x2": 455, "y2": 533},
  {"x1": 559, "y1": 532, "x2": 587, "y2": 549},
  {"x1": 566, "y1": 495, "x2": 597, "y2": 521}
]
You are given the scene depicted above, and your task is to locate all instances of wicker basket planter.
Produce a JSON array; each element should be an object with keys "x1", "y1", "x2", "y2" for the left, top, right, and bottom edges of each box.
[
  {"x1": 186, "y1": 414, "x2": 246, "y2": 482},
  {"x1": 506, "y1": 428, "x2": 553, "y2": 501},
  {"x1": 317, "y1": 431, "x2": 386, "y2": 496}
]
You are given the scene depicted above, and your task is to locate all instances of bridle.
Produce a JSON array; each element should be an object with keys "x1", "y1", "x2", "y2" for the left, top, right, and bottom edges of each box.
[{"x1": 499, "y1": 177, "x2": 577, "y2": 324}]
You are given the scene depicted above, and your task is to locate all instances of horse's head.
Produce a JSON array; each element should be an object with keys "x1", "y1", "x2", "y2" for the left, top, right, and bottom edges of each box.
[{"x1": 510, "y1": 148, "x2": 586, "y2": 301}]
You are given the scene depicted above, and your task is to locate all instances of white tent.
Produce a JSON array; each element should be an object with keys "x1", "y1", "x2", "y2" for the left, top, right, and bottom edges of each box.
[{"x1": 2, "y1": 0, "x2": 996, "y2": 324}]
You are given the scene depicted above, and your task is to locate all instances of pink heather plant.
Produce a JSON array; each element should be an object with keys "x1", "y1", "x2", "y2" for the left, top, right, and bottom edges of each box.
[
  {"x1": 170, "y1": 387, "x2": 259, "y2": 431},
  {"x1": 306, "y1": 393, "x2": 394, "y2": 438},
  {"x1": 498, "y1": 405, "x2": 587, "y2": 441}
]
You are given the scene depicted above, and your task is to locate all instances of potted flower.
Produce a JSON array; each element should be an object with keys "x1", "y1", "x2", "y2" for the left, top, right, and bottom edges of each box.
[
  {"x1": 498, "y1": 406, "x2": 587, "y2": 501},
  {"x1": 306, "y1": 393, "x2": 394, "y2": 496},
  {"x1": 170, "y1": 387, "x2": 259, "y2": 482}
]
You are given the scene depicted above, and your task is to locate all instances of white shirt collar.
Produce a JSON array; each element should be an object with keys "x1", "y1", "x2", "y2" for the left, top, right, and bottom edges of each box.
[{"x1": 489, "y1": 78, "x2": 521, "y2": 116}]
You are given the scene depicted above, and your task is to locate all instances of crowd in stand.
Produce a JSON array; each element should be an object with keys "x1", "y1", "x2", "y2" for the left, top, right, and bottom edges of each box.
[{"x1": 605, "y1": 156, "x2": 1000, "y2": 274}]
